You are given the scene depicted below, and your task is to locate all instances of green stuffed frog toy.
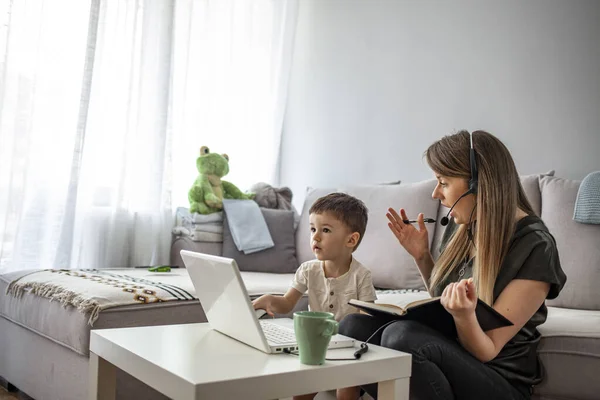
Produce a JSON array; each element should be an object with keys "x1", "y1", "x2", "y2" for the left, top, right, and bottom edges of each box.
[{"x1": 188, "y1": 146, "x2": 254, "y2": 214}]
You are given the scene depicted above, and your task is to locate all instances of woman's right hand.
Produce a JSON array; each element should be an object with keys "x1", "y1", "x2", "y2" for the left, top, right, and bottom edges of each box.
[{"x1": 386, "y1": 208, "x2": 430, "y2": 261}]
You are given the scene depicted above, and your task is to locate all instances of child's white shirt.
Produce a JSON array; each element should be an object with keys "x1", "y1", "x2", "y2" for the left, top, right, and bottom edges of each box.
[{"x1": 291, "y1": 257, "x2": 377, "y2": 322}]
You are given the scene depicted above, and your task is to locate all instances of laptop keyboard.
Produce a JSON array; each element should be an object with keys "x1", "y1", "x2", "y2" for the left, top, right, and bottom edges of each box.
[{"x1": 259, "y1": 320, "x2": 297, "y2": 344}]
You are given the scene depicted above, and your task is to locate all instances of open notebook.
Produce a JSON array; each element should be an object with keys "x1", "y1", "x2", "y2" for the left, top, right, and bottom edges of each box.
[{"x1": 349, "y1": 296, "x2": 513, "y2": 337}]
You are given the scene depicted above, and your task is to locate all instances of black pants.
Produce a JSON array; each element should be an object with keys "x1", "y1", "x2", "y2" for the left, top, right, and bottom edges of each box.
[{"x1": 339, "y1": 314, "x2": 528, "y2": 400}]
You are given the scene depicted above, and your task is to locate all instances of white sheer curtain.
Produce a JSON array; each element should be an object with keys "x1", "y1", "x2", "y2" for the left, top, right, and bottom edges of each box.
[
  {"x1": 0, "y1": 0, "x2": 297, "y2": 273},
  {"x1": 69, "y1": 0, "x2": 176, "y2": 270},
  {"x1": 169, "y1": 0, "x2": 298, "y2": 207},
  {"x1": 0, "y1": 0, "x2": 91, "y2": 272}
]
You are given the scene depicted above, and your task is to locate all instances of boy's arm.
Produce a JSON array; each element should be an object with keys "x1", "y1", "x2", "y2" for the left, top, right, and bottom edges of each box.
[
  {"x1": 280, "y1": 287, "x2": 304, "y2": 313},
  {"x1": 356, "y1": 274, "x2": 376, "y2": 314},
  {"x1": 253, "y1": 288, "x2": 303, "y2": 316},
  {"x1": 357, "y1": 270, "x2": 377, "y2": 303}
]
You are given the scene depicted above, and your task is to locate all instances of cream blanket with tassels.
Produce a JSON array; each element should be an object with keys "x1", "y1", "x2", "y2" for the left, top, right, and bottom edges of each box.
[{"x1": 6, "y1": 269, "x2": 196, "y2": 325}]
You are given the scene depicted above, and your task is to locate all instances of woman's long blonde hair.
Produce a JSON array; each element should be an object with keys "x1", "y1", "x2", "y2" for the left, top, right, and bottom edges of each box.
[{"x1": 426, "y1": 131, "x2": 535, "y2": 305}]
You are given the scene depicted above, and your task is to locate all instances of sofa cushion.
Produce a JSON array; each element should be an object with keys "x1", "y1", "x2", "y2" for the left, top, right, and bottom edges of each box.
[
  {"x1": 0, "y1": 269, "x2": 202, "y2": 356},
  {"x1": 295, "y1": 181, "x2": 403, "y2": 265},
  {"x1": 521, "y1": 170, "x2": 555, "y2": 217},
  {"x1": 240, "y1": 271, "x2": 297, "y2": 296},
  {"x1": 0, "y1": 269, "x2": 297, "y2": 356},
  {"x1": 541, "y1": 176, "x2": 600, "y2": 310},
  {"x1": 534, "y1": 307, "x2": 600, "y2": 399},
  {"x1": 223, "y1": 208, "x2": 298, "y2": 273},
  {"x1": 344, "y1": 180, "x2": 439, "y2": 290}
]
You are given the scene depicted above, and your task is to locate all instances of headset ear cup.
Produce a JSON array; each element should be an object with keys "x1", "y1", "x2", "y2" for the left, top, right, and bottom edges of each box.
[
  {"x1": 469, "y1": 180, "x2": 478, "y2": 195},
  {"x1": 469, "y1": 175, "x2": 478, "y2": 194}
]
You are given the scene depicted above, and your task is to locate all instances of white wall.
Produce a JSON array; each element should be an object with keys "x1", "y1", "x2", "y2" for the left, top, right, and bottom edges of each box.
[{"x1": 280, "y1": 0, "x2": 600, "y2": 207}]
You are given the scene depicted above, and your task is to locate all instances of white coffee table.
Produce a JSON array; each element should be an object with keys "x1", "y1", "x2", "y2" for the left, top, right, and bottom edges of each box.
[{"x1": 89, "y1": 321, "x2": 411, "y2": 400}]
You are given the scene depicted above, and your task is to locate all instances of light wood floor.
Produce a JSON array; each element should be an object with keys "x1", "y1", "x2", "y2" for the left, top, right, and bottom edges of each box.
[
  {"x1": 0, "y1": 381, "x2": 31, "y2": 400},
  {"x1": 0, "y1": 386, "x2": 18, "y2": 400}
]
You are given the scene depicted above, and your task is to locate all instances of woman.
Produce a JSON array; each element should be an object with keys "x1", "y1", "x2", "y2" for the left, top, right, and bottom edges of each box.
[{"x1": 339, "y1": 130, "x2": 566, "y2": 400}]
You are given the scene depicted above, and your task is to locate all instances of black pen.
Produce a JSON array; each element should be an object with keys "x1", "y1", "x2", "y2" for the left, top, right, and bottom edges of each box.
[{"x1": 403, "y1": 218, "x2": 436, "y2": 224}]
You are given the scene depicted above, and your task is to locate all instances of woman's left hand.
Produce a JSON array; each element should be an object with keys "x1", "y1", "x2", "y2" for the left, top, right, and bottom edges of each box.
[{"x1": 441, "y1": 278, "x2": 477, "y2": 320}]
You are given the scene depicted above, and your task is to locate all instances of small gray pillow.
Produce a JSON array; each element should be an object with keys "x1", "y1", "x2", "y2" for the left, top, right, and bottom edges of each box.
[
  {"x1": 223, "y1": 208, "x2": 298, "y2": 273},
  {"x1": 520, "y1": 170, "x2": 555, "y2": 217}
]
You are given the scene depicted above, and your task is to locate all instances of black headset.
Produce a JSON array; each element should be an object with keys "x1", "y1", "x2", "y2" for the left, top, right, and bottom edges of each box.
[
  {"x1": 439, "y1": 131, "x2": 479, "y2": 227},
  {"x1": 467, "y1": 131, "x2": 479, "y2": 195}
]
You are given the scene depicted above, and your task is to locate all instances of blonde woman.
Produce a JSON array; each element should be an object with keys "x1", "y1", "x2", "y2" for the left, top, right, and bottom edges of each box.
[{"x1": 339, "y1": 131, "x2": 566, "y2": 400}]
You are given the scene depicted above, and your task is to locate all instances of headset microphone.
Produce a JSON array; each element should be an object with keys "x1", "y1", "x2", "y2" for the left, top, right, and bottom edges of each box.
[{"x1": 440, "y1": 189, "x2": 473, "y2": 226}]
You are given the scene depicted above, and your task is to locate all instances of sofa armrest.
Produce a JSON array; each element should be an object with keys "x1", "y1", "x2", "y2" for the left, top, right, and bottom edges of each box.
[{"x1": 170, "y1": 235, "x2": 223, "y2": 267}]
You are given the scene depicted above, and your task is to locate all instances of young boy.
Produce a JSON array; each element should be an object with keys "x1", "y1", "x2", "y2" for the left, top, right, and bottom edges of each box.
[{"x1": 252, "y1": 192, "x2": 376, "y2": 400}]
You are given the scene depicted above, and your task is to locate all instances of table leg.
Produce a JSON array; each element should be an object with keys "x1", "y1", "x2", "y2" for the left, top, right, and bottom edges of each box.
[
  {"x1": 377, "y1": 378, "x2": 410, "y2": 400},
  {"x1": 89, "y1": 352, "x2": 116, "y2": 400}
]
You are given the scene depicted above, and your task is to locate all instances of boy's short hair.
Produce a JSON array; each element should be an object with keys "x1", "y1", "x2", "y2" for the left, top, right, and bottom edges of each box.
[{"x1": 309, "y1": 192, "x2": 369, "y2": 250}]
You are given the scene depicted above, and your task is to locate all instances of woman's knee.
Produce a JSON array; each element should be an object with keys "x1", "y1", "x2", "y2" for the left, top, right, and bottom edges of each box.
[
  {"x1": 338, "y1": 313, "x2": 378, "y2": 341},
  {"x1": 380, "y1": 320, "x2": 429, "y2": 352}
]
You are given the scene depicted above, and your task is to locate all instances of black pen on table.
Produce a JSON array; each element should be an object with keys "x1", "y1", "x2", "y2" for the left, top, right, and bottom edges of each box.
[{"x1": 403, "y1": 218, "x2": 436, "y2": 224}]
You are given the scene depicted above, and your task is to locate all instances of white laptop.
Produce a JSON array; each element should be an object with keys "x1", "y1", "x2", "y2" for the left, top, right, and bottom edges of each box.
[{"x1": 181, "y1": 250, "x2": 355, "y2": 354}]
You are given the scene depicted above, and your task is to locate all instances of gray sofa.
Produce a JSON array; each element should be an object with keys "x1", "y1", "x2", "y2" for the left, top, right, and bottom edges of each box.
[
  {"x1": 174, "y1": 173, "x2": 600, "y2": 400},
  {"x1": 1, "y1": 173, "x2": 598, "y2": 400}
]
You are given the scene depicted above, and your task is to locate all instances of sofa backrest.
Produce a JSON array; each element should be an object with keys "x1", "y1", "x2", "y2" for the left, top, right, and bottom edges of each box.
[
  {"x1": 294, "y1": 171, "x2": 597, "y2": 298},
  {"x1": 541, "y1": 176, "x2": 600, "y2": 310},
  {"x1": 295, "y1": 181, "x2": 439, "y2": 290}
]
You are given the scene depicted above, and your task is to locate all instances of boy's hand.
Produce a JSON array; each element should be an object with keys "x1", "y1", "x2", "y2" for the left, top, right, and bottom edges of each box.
[{"x1": 252, "y1": 294, "x2": 275, "y2": 317}]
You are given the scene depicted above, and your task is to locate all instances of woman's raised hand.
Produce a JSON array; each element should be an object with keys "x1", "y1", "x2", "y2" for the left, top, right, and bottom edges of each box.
[{"x1": 386, "y1": 208, "x2": 430, "y2": 261}]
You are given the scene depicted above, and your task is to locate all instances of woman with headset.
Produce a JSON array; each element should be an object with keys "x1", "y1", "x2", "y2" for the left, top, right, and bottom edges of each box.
[{"x1": 339, "y1": 130, "x2": 566, "y2": 400}]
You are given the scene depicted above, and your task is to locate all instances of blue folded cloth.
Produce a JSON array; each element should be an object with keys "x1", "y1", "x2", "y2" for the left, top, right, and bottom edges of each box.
[
  {"x1": 222, "y1": 199, "x2": 274, "y2": 254},
  {"x1": 573, "y1": 171, "x2": 600, "y2": 225}
]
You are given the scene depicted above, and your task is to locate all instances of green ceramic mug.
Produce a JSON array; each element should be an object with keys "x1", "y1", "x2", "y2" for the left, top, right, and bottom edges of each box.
[{"x1": 293, "y1": 311, "x2": 339, "y2": 365}]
